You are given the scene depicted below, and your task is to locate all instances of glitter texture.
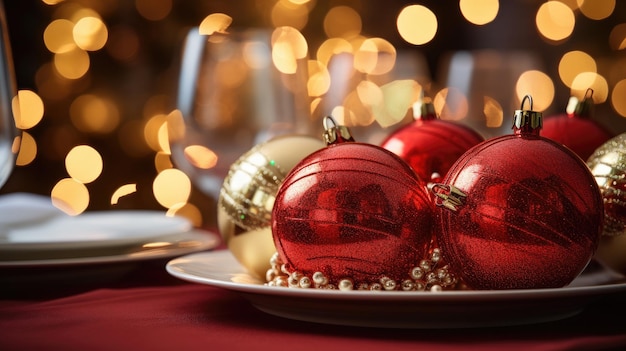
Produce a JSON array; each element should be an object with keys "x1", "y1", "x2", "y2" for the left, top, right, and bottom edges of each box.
[
  {"x1": 381, "y1": 111, "x2": 484, "y2": 185},
  {"x1": 272, "y1": 141, "x2": 435, "y2": 285},
  {"x1": 436, "y1": 122, "x2": 604, "y2": 290}
]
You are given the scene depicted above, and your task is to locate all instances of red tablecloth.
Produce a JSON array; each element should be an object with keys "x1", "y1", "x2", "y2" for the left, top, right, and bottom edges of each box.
[{"x1": 1, "y1": 252, "x2": 626, "y2": 351}]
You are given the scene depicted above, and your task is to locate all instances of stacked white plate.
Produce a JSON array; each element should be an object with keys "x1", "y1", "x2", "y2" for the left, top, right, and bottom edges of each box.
[{"x1": 0, "y1": 193, "x2": 220, "y2": 267}]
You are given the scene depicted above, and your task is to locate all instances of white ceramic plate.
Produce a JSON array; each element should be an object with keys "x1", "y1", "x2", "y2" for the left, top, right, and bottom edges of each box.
[
  {"x1": 0, "y1": 230, "x2": 220, "y2": 267},
  {"x1": 0, "y1": 192, "x2": 61, "y2": 227},
  {"x1": 0, "y1": 210, "x2": 192, "y2": 251},
  {"x1": 166, "y1": 250, "x2": 626, "y2": 329}
]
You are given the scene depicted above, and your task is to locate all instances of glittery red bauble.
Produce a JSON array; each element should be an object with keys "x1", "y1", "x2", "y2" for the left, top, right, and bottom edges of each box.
[
  {"x1": 542, "y1": 94, "x2": 613, "y2": 161},
  {"x1": 542, "y1": 114, "x2": 612, "y2": 161},
  {"x1": 434, "y1": 100, "x2": 604, "y2": 290},
  {"x1": 381, "y1": 108, "x2": 484, "y2": 184},
  {"x1": 272, "y1": 132, "x2": 434, "y2": 285}
]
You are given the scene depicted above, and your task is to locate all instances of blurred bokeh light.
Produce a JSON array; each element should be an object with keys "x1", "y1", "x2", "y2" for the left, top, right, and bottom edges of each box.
[
  {"x1": 460, "y1": 0, "x2": 499, "y2": 26},
  {"x1": 397, "y1": 5, "x2": 437, "y2": 45},
  {"x1": 2, "y1": 0, "x2": 625, "y2": 228},
  {"x1": 535, "y1": 1, "x2": 575, "y2": 42}
]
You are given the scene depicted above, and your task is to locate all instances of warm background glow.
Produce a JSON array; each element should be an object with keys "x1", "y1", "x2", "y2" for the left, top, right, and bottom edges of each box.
[
  {"x1": 153, "y1": 168, "x2": 191, "y2": 209},
  {"x1": 397, "y1": 5, "x2": 438, "y2": 45},
  {"x1": 70, "y1": 94, "x2": 120, "y2": 133},
  {"x1": 609, "y1": 23, "x2": 626, "y2": 51},
  {"x1": 51, "y1": 178, "x2": 90, "y2": 216},
  {"x1": 73, "y1": 17, "x2": 108, "y2": 51},
  {"x1": 44, "y1": 19, "x2": 75, "y2": 54},
  {"x1": 460, "y1": 0, "x2": 499, "y2": 26},
  {"x1": 324, "y1": 6, "x2": 361, "y2": 39},
  {"x1": 14, "y1": 90, "x2": 44, "y2": 130},
  {"x1": 271, "y1": 26, "x2": 308, "y2": 74},
  {"x1": 571, "y1": 72, "x2": 609, "y2": 104},
  {"x1": 612, "y1": 80, "x2": 626, "y2": 117},
  {"x1": 434, "y1": 87, "x2": 469, "y2": 121},
  {"x1": 2, "y1": 0, "x2": 625, "y2": 229},
  {"x1": 65, "y1": 145, "x2": 103, "y2": 184},
  {"x1": 578, "y1": 0, "x2": 615, "y2": 21},
  {"x1": 136, "y1": 0, "x2": 172, "y2": 21},
  {"x1": 536, "y1": 1, "x2": 575, "y2": 42},
  {"x1": 558, "y1": 50, "x2": 597, "y2": 88},
  {"x1": 515, "y1": 70, "x2": 555, "y2": 111},
  {"x1": 15, "y1": 132, "x2": 36, "y2": 167},
  {"x1": 111, "y1": 184, "x2": 137, "y2": 205},
  {"x1": 199, "y1": 13, "x2": 232, "y2": 35},
  {"x1": 354, "y1": 38, "x2": 396, "y2": 75}
]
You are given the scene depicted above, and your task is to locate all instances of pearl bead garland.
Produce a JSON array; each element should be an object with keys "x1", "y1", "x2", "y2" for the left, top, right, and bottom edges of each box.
[{"x1": 265, "y1": 248, "x2": 458, "y2": 292}]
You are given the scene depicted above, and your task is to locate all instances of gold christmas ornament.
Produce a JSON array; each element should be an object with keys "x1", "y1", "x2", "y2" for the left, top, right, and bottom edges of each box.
[
  {"x1": 218, "y1": 134, "x2": 325, "y2": 278},
  {"x1": 594, "y1": 235, "x2": 626, "y2": 275},
  {"x1": 587, "y1": 133, "x2": 626, "y2": 274},
  {"x1": 587, "y1": 132, "x2": 626, "y2": 237}
]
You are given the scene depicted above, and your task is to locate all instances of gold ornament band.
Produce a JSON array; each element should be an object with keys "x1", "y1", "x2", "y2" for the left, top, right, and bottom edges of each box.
[{"x1": 265, "y1": 248, "x2": 459, "y2": 292}]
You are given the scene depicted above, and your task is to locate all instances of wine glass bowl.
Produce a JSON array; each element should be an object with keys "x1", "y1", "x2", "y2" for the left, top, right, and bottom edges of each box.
[
  {"x1": 169, "y1": 27, "x2": 313, "y2": 203},
  {"x1": 0, "y1": 3, "x2": 19, "y2": 190}
]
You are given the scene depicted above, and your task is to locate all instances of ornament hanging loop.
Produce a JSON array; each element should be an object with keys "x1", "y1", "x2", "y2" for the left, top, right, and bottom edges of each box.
[
  {"x1": 578, "y1": 88, "x2": 595, "y2": 117},
  {"x1": 322, "y1": 115, "x2": 338, "y2": 130},
  {"x1": 413, "y1": 90, "x2": 437, "y2": 121},
  {"x1": 566, "y1": 88, "x2": 595, "y2": 117},
  {"x1": 520, "y1": 94, "x2": 533, "y2": 110},
  {"x1": 322, "y1": 115, "x2": 355, "y2": 145},
  {"x1": 513, "y1": 94, "x2": 542, "y2": 135}
]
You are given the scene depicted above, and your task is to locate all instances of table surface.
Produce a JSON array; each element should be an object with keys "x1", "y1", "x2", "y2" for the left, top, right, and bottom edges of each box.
[{"x1": 1, "y1": 248, "x2": 626, "y2": 351}]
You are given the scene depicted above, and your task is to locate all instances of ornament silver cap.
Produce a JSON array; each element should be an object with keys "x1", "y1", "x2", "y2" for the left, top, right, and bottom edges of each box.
[
  {"x1": 413, "y1": 93, "x2": 437, "y2": 121},
  {"x1": 513, "y1": 95, "x2": 542, "y2": 135},
  {"x1": 322, "y1": 115, "x2": 355, "y2": 145},
  {"x1": 566, "y1": 88, "x2": 594, "y2": 118}
]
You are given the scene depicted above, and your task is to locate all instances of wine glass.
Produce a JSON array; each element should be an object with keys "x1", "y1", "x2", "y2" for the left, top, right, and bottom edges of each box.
[
  {"x1": 168, "y1": 27, "x2": 314, "y2": 209},
  {"x1": 0, "y1": 2, "x2": 19, "y2": 189}
]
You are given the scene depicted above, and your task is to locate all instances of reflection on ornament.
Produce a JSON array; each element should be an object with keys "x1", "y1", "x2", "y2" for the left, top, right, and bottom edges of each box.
[
  {"x1": 542, "y1": 89, "x2": 613, "y2": 161},
  {"x1": 271, "y1": 116, "x2": 437, "y2": 288},
  {"x1": 218, "y1": 135, "x2": 325, "y2": 278},
  {"x1": 433, "y1": 95, "x2": 604, "y2": 290},
  {"x1": 380, "y1": 97, "x2": 484, "y2": 184}
]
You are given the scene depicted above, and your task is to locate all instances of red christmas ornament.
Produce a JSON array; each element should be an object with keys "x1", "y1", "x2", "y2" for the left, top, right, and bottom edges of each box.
[
  {"x1": 432, "y1": 95, "x2": 604, "y2": 290},
  {"x1": 542, "y1": 89, "x2": 613, "y2": 161},
  {"x1": 271, "y1": 116, "x2": 435, "y2": 288},
  {"x1": 380, "y1": 98, "x2": 484, "y2": 184}
]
